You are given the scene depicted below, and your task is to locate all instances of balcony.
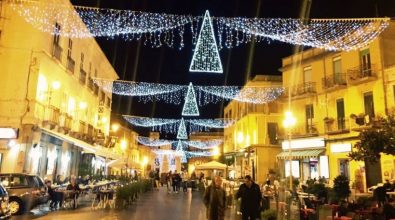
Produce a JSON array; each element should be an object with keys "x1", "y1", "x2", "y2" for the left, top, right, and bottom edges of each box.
[
  {"x1": 291, "y1": 123, "x2": 319, "y2": 138},
  {"x1": 42, "y1": 106, "x2": 60, "y2": 129},
  {"x1": 52, "y1": 44, "x2": 62, "y2": 62},
  {"x1": 286, "y1": 82, "x2": 317, "y2": 99},
  {"x1": 347, "y1": 64, "x2": 377, "y2": 85},
  {"x1": 350, "y1": 114, "x2": 381, "y2": 131},
  {"x1": 87, "y1": 77, "x2": 94, "y2": 91},
  {"x1": 66, "y1": 56, "x2": 75, "y2": 73},
  {"x1": 322, "y1": 73, "x2": 347, "y2": 92},
  {"x1": 58, "y1": 113, "x2": 72, "y2": 133},
  {"x1": 79, "y1": 69, "x2": 87, "y2": 85},
  {"x1": 324, "y1": 117, "x2": 350, "y2": 135}
]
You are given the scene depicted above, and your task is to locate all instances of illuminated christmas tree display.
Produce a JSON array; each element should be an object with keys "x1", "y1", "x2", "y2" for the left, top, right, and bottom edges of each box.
[
  {"x1": 189, "y1": 10, "x2": 223, "y2": 73},
  {"x1": 177, "y1": 118, "x2": 188, "y2": 139},
  {"x1": 182, "y1": 82, "x2": 200, "y2": 116}
]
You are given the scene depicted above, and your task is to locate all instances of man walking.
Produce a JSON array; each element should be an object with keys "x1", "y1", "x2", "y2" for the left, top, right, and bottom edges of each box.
[
  {"x1": 203, "y1": 176, "x2": 227, "y2": 220},
  {"x1": 236, "y1": 175, "x2": 262, "y2": 220}
]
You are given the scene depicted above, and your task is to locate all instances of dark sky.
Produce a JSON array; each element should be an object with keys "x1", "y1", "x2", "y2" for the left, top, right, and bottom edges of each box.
[{"x1": 71, "y1": 0, "x2": 395, "y2": 135}]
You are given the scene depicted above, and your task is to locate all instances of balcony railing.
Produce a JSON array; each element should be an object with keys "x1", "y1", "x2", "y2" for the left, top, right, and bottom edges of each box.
[
  {"x1": 79, "y1": 121, "x2": 86, "y2": 134},
  {"x1": 79, "y1": 69, "x2": 87, "y2": 85},
  {"x1": 322, "y1": 73, "x2": 347, "y2": 90},
  {"x1": 347, "y1": 64, "x2": 377, "y2": 84},
  {"x1": 87, "y1": 77, "x2": 94, "y2": 90},
  {"x1": 44, "y1": 105, "x2": 60, "y2": 125},
  {"x1": 93, "y1": 84, "x2": 99, "y2": 96},
  {"x1": 66, "y1": 56, "x2": 75, "y2": 73},
  {"x1": 52, "y1": 44, "x2": 62, "y2": 61},
  {"x1": 324, "y1": 118, "x2": 350, "y2": 134},
  {"x1": 291, "y1": 122, "x2": 319, "y2": 137},
  {"x1": 287, "y1": 82, "x2": 317, "y2": 98}
]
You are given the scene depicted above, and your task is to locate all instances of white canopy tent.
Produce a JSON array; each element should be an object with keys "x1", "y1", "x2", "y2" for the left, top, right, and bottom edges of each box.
[{"x1": 195, "y1": 161, "x2": 227, "y2": 170}]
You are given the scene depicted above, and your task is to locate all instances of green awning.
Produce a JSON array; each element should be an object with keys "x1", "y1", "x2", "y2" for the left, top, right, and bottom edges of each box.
[{"x1": 276, "y1": 149, "x2": 325, "y2": 159}]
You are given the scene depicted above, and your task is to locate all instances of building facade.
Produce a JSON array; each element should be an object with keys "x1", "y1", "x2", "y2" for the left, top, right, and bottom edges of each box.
[
  {"x1": 0, "y1": 0, "x2": 119, "y2": 180},
  {"x1": 223, "y1": 75, "x2": 283, "y2": 183},
  {"x1": 279, "y1": 21, "x2": 395, "y2": 189}
]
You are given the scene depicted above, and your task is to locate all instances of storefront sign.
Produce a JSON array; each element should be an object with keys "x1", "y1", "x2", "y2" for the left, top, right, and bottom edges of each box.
[
  {"x1": 319, "y1": 155, "x2": 330, "y2": 178},
  {"x1": 331, "y1": 143, "x2": 352, "y2": 153},
  {"x1": 282, "y1": 137, "x2": 324, "y2": 150},
  {"x1": 0, "y1": 128, "x2": 18, "y2": 139}
]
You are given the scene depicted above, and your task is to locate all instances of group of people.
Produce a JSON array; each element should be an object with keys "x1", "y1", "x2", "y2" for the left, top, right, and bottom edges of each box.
[
  {"x1": 204, "y1": 175, "x2": 279, "y2": 220},
  {"x1": 45, "y1": 175, "x2": 81, "y2": 210},
  {"x1": 165, "y1": 170, "x2": 188, "y2": 193}
]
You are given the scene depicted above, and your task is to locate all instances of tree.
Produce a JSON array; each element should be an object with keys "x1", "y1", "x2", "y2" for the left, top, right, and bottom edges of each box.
[
  {"x1": 348, "y1": 114, "x2": 395, "y2": 162},
  {"x1": 333, "y1": 175, "x2": 351, "y2": 201}
]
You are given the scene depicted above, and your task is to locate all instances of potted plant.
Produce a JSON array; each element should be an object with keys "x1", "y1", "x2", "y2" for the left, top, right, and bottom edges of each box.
[
  {"x1": 333, "y1": 175, "x2": 351, "y2": 202},
  {"x1": 323, "y1": 117, "x2": 335, "y2": 124},
  {"x1": 261, "y1": 209, "x2": 277, "y2": 220}
]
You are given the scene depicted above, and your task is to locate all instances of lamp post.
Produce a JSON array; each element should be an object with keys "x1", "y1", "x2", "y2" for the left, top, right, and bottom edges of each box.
[{"x1": 283, "y1": 111, "x2": 296, "y2": 191}]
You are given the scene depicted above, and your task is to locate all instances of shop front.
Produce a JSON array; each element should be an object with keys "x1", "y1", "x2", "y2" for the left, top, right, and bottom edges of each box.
[{"x1": 278, "y1": 137, "x2": 328, "y2": 183}]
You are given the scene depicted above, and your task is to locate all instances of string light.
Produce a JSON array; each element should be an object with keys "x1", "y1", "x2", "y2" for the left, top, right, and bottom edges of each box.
[
  {"x1": 177, "y1": 118, "x2": 188, "y2": 139},
  {"x1": 8, "y1": 1, "x2": 389, "y2": 51},
  {"x1": 182, "y1": 82, "x2": 199, "y2": 116},
  {"x1": 136, "y1": 136, "x2": 175, "y2": 147},
  {"x1": 123, "y1": 115, "x2": 234, "y2": 134},
  {"x1": 175, "y1": 140, "x2": 184, "y2": 152},
  {"x1": 183, "y1": 140, "x2": 223, "y2": 149},
  {"x1": 189, "y1": 10, "x2": 223, "y2": 73},
  {"x1": 185, "y1": 151, "x2": 214, "y2": 158},
  {"x1": 94, "y1": 79, "x2": 284, "y2": 105}
]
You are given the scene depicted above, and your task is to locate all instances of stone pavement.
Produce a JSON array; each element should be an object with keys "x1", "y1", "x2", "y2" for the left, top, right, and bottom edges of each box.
[{"x1": 17, "y1": 187, "x2": 241, "y2": 220}]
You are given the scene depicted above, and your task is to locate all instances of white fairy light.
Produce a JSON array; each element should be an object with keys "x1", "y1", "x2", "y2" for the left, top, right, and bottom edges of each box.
[
  {"x1": 136, "y1": 136, "x2": 175, "y2": 147},
  {"x1": 185, "y1": 151, "x2": 214, "y2": 158},
  {"x1": 94, "y1": 79, "x2": 284, "y2": 105},
  {"x1": 8, "y1": 1, "x2": 389, "y2": 51},
  {"x1": 183, "y1": 140, "x2": 223, "y2": 149},
  {"x1": 182, "y1": 82, "x2": 199, "y2": 116},
  {"x1": 123, "y1": 115, "x2": 234, "y2": 134},
  {"x1": 177, "y1": 118, "x2": 188, "y2": 139},
  {"x1": 189, "y1": 10, "x2": 223, "y2": 73}
]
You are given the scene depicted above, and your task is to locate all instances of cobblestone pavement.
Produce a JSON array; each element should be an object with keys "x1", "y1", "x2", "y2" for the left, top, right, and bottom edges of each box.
[{"x1": 14, "y1": 187, "x2": 241, "y2": 220}]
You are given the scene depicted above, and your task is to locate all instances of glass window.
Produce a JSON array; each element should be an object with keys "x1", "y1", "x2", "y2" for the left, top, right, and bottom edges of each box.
[
  {"x1": 363, "y1": 92, "x2": 375, "y2": 117},
  {"x1": 53, "y1": 23, "x2": 61, "y2": 45},
  {"x1": 67, "y1": 39, "x2": 72, "y2": 57},
  {"x1": 336, "y1": 98, "x2": 346, "y2": 130},
  {"x1": 339, "y1": 159, "x2": 350, "y2": 178},
  {"x1": 267, "y1": 123, "x2": 278, "y2": 145},
  {"x1": 303, "y1": 66, "x2": 312, "y2": 83},
  {"x1": 360, "y1": 48, "x2": 372, "y2": 76},
  {"x1": 0, "y1": 175, "x2": 29, "y2": 187}
]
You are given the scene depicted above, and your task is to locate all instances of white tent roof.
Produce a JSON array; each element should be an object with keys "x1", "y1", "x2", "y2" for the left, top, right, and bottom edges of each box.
[{"x1": 196, "y1": 161, "x2": 227, "y2": 170}]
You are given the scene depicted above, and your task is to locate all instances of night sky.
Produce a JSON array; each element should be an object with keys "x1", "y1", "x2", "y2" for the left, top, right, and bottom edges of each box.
[{"x1": 71, "y1": 0, "x2": 395, "y2": 135}]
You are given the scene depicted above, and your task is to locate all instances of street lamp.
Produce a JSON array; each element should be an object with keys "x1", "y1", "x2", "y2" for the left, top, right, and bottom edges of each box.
[
  {"x1": 283, "y1": 111, "x2": 296, "y2": 191},
  {"x1": 120, "y1": 139, "x2": 128, "y2": 151},
  {"x1": 111, "y1": 123, "x2": 120, "y2": 132}
]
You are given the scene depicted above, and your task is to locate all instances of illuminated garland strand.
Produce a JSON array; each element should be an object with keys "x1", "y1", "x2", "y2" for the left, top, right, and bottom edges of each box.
[
  {"x1": 136, "y1": 136, "x2": 175, "y2": 147},
  {"x1": 123, "y1": 115, "x2": 234, "y2": 134},
  {"x1": 8, "y1": 1, "x2": 389, "y2": 51},
  {"x1": 153, "y1": 149, "x2": 212, "y2": 158},
  {"x1": 94, "y1": 79, "x2": 284, "y2": 104},
  {"x1": 183, "y1": 140, "x2": 223, "y2": 149}
]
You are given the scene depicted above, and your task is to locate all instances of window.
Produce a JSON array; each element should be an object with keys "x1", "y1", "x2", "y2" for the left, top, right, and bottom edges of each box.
[
  {"x1": 80, "y1": 53, "x2": 84, "y2": 69},
  {"x1": 106, "y1": 97, "x2": 111, "y2": 108},
  {"x1": 336, "y1": 98, "x2": 346, "y2": 130},
  {"x1": 67, "y1": 39, "x2": 72, "y2": 57},
  {"x1": 303, "y1": 66, "x2": 312, "y2": 83},
  {"x1": 0, "y1": 175, "x2": 29, "y2": 187},
  {"x1": 305, "y1": 104, "x2": 314, "y2": 132},
  {"x1": 333, "y1": 56, "x2": 342, "y2": 83},
  {"x1": 53, "y1": 22, "x2": 61, "y2": 45},
  {"x1": 363, "y1": 91, "x2": 375, "y2": 117},
  {"x1": 267, "y1": 123, "x2": 278, "y2": 145},
  {"x1": 360, "y1": 48, "x2": 372, "y2": 76},
  {"x1": 339, "y1": 159, "x2": 350, "y2": 178}
]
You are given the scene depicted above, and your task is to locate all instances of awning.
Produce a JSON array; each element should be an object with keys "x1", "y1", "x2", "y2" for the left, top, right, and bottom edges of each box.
[
  {"x1": 276, "y1": 149, "x2": 325, "y2": 159},
  {"x1": 41, "y1": 128, "x2": 121, "y2": 160}
]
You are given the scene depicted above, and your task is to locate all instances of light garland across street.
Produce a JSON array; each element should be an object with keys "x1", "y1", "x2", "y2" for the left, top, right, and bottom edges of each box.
[
  {"x1": 94, "y1": 79, "x2": 285, "y2": 105},
  {"x1": 8, "y1": 1, "x2": 390, "y2": 51},
  {"x1": 123, "y1": 115, "x2": 235, "y2": 134},
  {"x1": 135, "y1": 136, "x2": 223, "y2": 150},
  {"x1": 136, "y1": 136, "x2": 175, "y2": 147}
]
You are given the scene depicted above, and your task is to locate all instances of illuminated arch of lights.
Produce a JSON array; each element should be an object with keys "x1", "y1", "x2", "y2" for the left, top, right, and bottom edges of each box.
[
  {"x1": 8, "y1": 1, "x2": 389, "y2": 51},
  {"x1": 135, "y1": 136, "x2": 222, "y2": 150},
  {"x1": 94, "y1": 79, "x2": 285, "y2": 105}
]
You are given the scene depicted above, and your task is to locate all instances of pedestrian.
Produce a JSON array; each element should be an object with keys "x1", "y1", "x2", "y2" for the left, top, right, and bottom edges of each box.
[
  {"x1": 181, "y1": 171, "x2": 188, "y2": 193},
  {"x1": 261, "y1": 180, "x2": 273, "y2": 211},
  {"x1": 236, "y1": 175, "x2": 262, "y2": 220},
  {"x1": 166, "y1": 171, "x2": 173, "y2": 193},
  {"x1": 203, "y1": 176, "x2": 226, "y2": 220},
  {"x1": 66, "y1": 176, "x2": 81, "y2": 209},
  {"x1": 172, "y1": 170, "x2": 181, "y2": 193},
  {"x1": 154, "y1": 170, "x2": 160, "y2": 190}
]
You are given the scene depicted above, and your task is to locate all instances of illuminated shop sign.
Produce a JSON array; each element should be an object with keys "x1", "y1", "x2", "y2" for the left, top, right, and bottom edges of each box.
[
  {"x1": 331, "y1": 143, "x2": 352, "y2": 153},
  {"x1": 282, "y1": 137, "x2": 324, "y2": 150},
  {"x1": 0, "y1": 128, "x2": 19, "y2": 139}
]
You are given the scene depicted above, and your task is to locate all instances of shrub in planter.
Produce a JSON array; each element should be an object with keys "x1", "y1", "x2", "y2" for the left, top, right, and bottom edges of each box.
[
  {"x1": 333, "y1": 175, "x2": 351, "y2": 202},
  {"x1": 261, "y1": 209, "x2": 277, "y2": 220}
]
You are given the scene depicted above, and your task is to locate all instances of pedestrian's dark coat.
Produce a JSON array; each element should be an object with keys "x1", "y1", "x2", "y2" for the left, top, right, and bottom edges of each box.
[
  {"x1": 203, "y1": 184, "x2": 226, "y2": 220},
  {"x1": 236, "y1": 182, "x2": 261, "y2": 215}
]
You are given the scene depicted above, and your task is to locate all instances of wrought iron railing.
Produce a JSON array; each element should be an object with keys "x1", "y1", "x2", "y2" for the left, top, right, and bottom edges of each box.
[
  {"x1": 322, "y1": 73, "x2": 347, "y2": 90},
  {"x1": 347, "y1": 64, "x2": 377, "y2": 82},
  {"x1": 79, "y1": 69, "x2": 87, "y2": 85},
  {"x1": 52, "y1": 44, "x2": 62, "y2": 61},
  {"x1": 66, "y1": 56, "x2": 75, "y2": 73}
]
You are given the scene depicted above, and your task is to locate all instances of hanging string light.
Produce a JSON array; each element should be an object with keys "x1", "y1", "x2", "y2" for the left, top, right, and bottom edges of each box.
[
  {"x1": 136, "y1": 136, "x2": 175, "y2": 147},
  {"x1": 182, "y1": 82, "x2": 200, "y2": 116},
  {"x1": 8, "y1": 1, "x2": 389, "y2": 51},
  {"x1": 94, "y1": 79, "x2": 284, "y2": 105},
  {"x1": 189, "y1": 10, "x2": 223, "y2": 73},
  {"x1": 123, "y1": 115, "x2": 234, "y2": 134},
  {"x1": 185, "y1": 151, "x2": 214, "y2": 158},
  {"x1": 183, "y1": 140, "x2": 223, "y2": 149}
]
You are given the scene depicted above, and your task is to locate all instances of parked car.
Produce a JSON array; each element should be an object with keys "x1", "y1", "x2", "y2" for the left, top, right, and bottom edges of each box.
[
  {"x1": 0, "y1": 184, "x2": 10, "y2": 219},
  {"x1": 0, "y1": 174, "x2": 49, "y2": 215}
]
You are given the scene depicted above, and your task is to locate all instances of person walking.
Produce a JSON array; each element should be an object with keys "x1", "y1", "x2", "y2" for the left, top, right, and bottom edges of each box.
[
  {"x1": 236, "y1": 175, "x2": 262, "y2": 220},
  {"x1": 172, "y1": 170, "x2": 181, "y2": 193},
  {"x1": 203, "y1": 176, "x2": 226, "y2": 220},
  {"x1": 166, "y1": 171, "x2": 172, "y2": 193}
]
